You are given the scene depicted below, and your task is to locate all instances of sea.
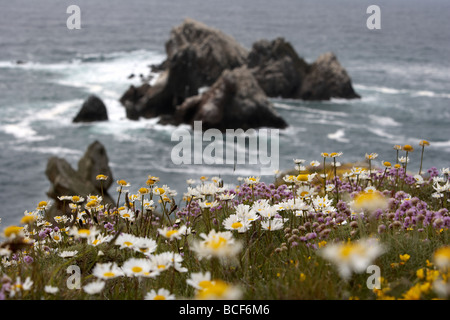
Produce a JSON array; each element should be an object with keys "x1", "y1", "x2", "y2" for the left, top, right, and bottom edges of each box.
[{"x1": 1, "y1": 0, "x2": 449, "y2": 226}]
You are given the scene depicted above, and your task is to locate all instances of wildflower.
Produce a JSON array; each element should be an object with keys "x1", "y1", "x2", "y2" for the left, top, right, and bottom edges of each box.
[
  {"x1": 402, "y1": 145, "x2": 414, "y2": 152},
  {"x1": 330, "y1": 152, "x2": 343, "y2": 158},
  {"x1": 145, "y1": 288, "x2": 175, "y2": 300},
  {"x1": 218, "y1": 193, "x2": 236, "y2": 201},
  {"x1": 310, "y1": 160, "x2": 320, "y2": 167},
  {"x1": 186, "y1": 179, "x2": 196, "y2": 185},
  {"x1": 312, "y1": 195, "x2": 335, "y2": 214},
  {"x1": 296, "y1": 185, "x2": 316, "y2": 199},
  {"x1": 20, "y1": 215, "x2": 36, "y2": 225},
  {"x1": 133, "y1": 237, "x2": 158, "y2": 255},
  {"x1": 191, "y1": 230, "x2": 242, "y2": 261},
  {"x1": 118, "y1": 207, "x2": 135, "y2": 221},
  {"x1": 295, "y1": 173, "x2": 317, "y2": 184},
  {"x1": 419, "y1": 140, "x2": 430, "y2": 147},
  {"x1": 138, "y1": 187, "x2": 150, "y2": 196},
  {"x1": 413, "y1": 175, "x2": 425, "y2": 185},
  {"x1": 117, "y1": 179, "x2": 130, "y2": 187},
  {"x1": 149, "y1": 252, "x2": 187, "y2": 273},
  {"x1": 195, "y1": 280, "x2": 242, "y2": 300},
  {"x1": 9, "y1": 277, "x2": 33, "y2": 298},
  {"x1": 261, "y1": 218, "x2": 286, "y2": 231},
  {"x1": 223, "y1": 214, "x2": 251, "y2": 233},
  {"x1": 158, "y1": 225, "x2": 188, "y2": 240},
  {"x1": 399, "y1": 254, "x2": 411, "y2": 263},
  {"x1": 69, "y1": 226, "x2": 100, "y2": 240},
  {"x1": 382, "y1": 161, "x2": 392, "y2": 168},
  {"x1": 399, "y1": 156, "x2": 409, "y2": 164},
  {"x1": 365, "y1": 153, "x2": 378, "y2": 160},
  {"x1": 57, "y1": 195, "x2": 72, "y2": 201},
  {"x1": 37, "y1": 201, "x2": 50, "y2": 210},
  {"x1": 96, "y1": 174, "x2": 108, "y2": 181},
  {"x1": 244, "y1": 176, "x2": 260, "y2": 185},
  {"x1": 186, "y1": 271, "x2": 213, "y2": 290},
  {"x1": 293, "y1": 159, "x2": 306, "y2": 165},
  {"x1": 3, "y1": 226, "x2": 24, "y2": 239},
  {"x1": 88, "y1": 233, "x2": 112, "y2": 247},
  {"x1": 199, "y1": 200, "x2": 220, "y2": 209},
  {"x1": 92, "y1": 262, "x2": 124, "y2": 280},
  {"x1": 83, "y1": 280, "x2": 106, "y2": 295},
  {"x1": 143, "y1": 200, "x2": 155, "y2": 211},
  {"x1": 122, "y1": 258, "x2": 153, "y2": 277},
  {"x1": 50, "y1": 231, "x2": 62, "y2": 243},
  {"x1": 433, "y1": 246, "x2": 450, "y2": 270},
  {"x1": 350, "y1": 190, "x2": 388, "y2": 213},
  {"x1": 319, "y1": 238, "x2": 385, "y2": 280},
  {"x1": 115, "y1": 233, "x2": 139, "y2": 250}
]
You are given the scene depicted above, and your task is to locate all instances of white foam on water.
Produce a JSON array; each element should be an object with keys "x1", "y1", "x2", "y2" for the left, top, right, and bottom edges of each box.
[
  {"x1": 367, "y1": 127, "x2": 398, "y2": 140},
  {"x1": 368, "y1": 115, "x2": 401, "y2": 127},
  {"x1": 355, "y1": 84, "x2": 450, "y2": 99},
  {"x1": 11, "y1": 145, "x2": 83, "y2": 156},
  {"x1": 327, "y1": 129, "x2": 349, "y2": 143},
  {"x1": 354, "y1": 84, "x2": 405, "y2": 95},
  {"x1": 429, "y1": 140, "x2": 450, "y2": 152},
  {"x1": 1, "y1": 122, "x2": 52, "y2": 142}
]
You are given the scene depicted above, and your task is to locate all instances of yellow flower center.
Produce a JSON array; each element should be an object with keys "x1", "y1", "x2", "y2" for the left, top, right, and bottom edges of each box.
[
  {"x1": 78, "y1": 229, "x2": 90, "y2": 236},
  {"x1": 153, "y1": 295, "x2": 166, "y2": 300},
  {"x1": 103, "y1": 272, "x2": 116, "y2": 277},
  {"x1": 156, "y1": 188, "x2": 165, "y2": 195},
  {"x1": 86, "y1": 200, "x2": 97, "y2": 208},
  {"x1": 38, "y1": 201, "x2": 48, "y2": 209},
  {"x1": 206, "y1": 236, "x2": 227, "y2": 250},
  {"x1": 196, "y1": 280, "x2": 229, "y2": 299},
  {"x1": 166, "y1": 230, "x2": 178, "y2": 238},
  {"x1": 199, "y1": 280, "x2": 213, "y2": 289},
  {"x1": 231, "y1": 222, "x2": 243, "y2": 229},
  {"x1": 403, "y1": 145, "x2": 414, "y2": 152},
  {"x1": 297, "y1": 174, "x2": 309, "y2": 182},
  {"x1": 4, "y1": 226, "x2": 24, "y2": 237},
  {"x1": 139, "y1": 187, "x2": 149, "y2": 194},
  {"x1": 20, "y1": 216, "x2": 35, "y2": 224},
  {"x1": 123, "y1": 241, "x2": 133, "y2": 247},
  {"x1": 434, "y1": 247, "x2": 450, "y2": 260},
  {"x1": 132, "y1": 266, "x2": 143, "y2": 273},
  {"x1": 157, "y1": 265, "x2": 166, "y2": 270},
  {"x1": 339, "y1": 243, "x2": 363, "y2": 259}
]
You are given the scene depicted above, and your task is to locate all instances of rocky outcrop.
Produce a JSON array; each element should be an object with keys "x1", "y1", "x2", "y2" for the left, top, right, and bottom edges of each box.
[
  {"x1": 73, "y1": 95, "x2": 108, "y2": 123},
  {"x1": 298, "y1": 52, "x2": 360, "y2": 100},
  {"x1": 247, "y1": 38, "x2": 360, "y2": 100},
  {"x1": 45, "y1": 141, "x2": 114, "y2": 216},
  {"x1": 173, "y1": 66, "x2": 287, "y2": 131},
  {"x1": 119, "y1": 18, "x2": 248, "y2": 121},
  {"x1": 247, "y1": 38, "x2": 310, "y2": 98},
  {"x1": 119, "y1": 19, "x2": 360, "y2": 129}
]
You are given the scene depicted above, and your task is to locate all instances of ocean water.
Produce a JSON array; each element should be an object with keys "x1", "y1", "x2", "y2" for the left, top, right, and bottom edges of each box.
[{"x1": 1, "y1": 0, "x2": 449, "y2": 226}]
